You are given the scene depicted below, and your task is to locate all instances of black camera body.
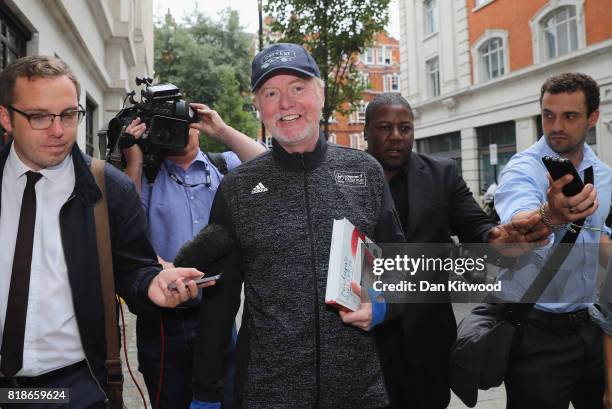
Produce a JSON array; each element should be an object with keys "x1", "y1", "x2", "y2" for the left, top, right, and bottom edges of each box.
[{"x1": 106, "y1": 77, "x2": 199, "y2": 182}]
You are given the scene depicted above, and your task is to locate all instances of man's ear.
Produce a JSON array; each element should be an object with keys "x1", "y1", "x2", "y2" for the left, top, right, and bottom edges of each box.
[
  {"x1": 252, "y1": 96, "x2": 259, "y2": 112},
  {"x1": 588, "y1": 109, "x2": 599, "y2": 129},
  {"x1": 0, "y1": 106, "x2": 13, "y2": 133}
]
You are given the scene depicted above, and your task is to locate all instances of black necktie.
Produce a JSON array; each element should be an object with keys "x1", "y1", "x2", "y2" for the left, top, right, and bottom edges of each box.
[{"x1": 1, "y1": 171, "x2": 42, "y2": 377}]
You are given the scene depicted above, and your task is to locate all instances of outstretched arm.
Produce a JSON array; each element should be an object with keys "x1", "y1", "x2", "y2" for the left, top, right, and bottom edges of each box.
[{"x1": 190, "y1": 103, "x2": 265, "y2": 162}]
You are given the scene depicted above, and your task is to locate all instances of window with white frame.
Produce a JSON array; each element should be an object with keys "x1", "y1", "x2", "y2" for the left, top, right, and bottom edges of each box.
[
  {"x1": 357, "y1": 101, "x2": 367, "y2": 123},
  {"x1": 530, "y1": 2, "x2": 585, "y2": 64},
  {"x1": 360, "y1": 71, "x2": 370, "y2": 89},
  {"x1": 382, "y1": 46, "x2": 392, "y2": 65},
  {"x1": 375, "y1": 47, "x2": 382, "y2": 65},
  {"x1": 384, "y1": 74, "x2": 400, "y2": 92},
  {"x1": 424, "y1": 0, "x2": 438, "y2": 35},
  {"x1": 426, "y1": 57, "x2": 440, "y2": 97},
  {"x1": 350, "y1": 101, "x2": 367, "y2": 124},
  {"x1": 480, "y1": 37, "x2": 505, "y2": 80},
  {"x1": 543, "y1": 6, "x2": 578, "y2": 59},
  {"x1": 328, "y1": 133, "x2": 337, "y2": 144},
  {"x1": 471, "y1": 30, "x2": 508, "y2": 83},
  {"x1": 361, "y1": 48, "x2": 374, "y2": 65},
  {"x1": 474, "y1": 0, "x2": 494, "y2": 8},
  {"x1": 350, "y1": 133, "x2": 364, "y2": 150}
]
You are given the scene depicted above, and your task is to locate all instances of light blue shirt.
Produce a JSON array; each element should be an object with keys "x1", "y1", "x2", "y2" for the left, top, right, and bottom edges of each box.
[
  {"x1": 142, "y1": 150, "x2": 240, "y2": 262},
  {"x1": 494, "y1": 137, "x2": 612, "y2": 313}
]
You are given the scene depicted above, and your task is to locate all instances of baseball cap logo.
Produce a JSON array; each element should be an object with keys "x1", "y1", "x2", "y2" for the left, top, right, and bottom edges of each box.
[{"x1": 261, "y1": 50, "x2": 297, "y2": 69}]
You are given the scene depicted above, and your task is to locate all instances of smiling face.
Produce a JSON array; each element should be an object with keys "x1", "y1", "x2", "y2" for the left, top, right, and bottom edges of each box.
[
  {"x1": 542, "y1": 90, "x2": 598, "y2": 166},
  {"x1": 0, "y1": 75, "x2": 79, "y2": 171},
  {"x1": 365, "y1": 104, "x2": 414, "y2": 179},
  {"x1": 253, "y1": 74, "x2": 324, "y2": 153}
]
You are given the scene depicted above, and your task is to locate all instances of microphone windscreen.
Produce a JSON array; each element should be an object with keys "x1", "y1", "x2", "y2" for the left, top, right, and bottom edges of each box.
[{"x1": 173, "y1": 223, "x2": 235, "y2": 272}]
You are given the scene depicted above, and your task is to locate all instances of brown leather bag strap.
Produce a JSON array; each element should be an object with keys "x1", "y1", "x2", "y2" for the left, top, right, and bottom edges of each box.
[{"x1": 91, "y1": 158, "x2": 124, "y2": 409}]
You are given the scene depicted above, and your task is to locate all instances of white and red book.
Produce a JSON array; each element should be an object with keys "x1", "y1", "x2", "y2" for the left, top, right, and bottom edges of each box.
[{"x1": 325, "y1": 218, "x2": 382, "y2": 312}]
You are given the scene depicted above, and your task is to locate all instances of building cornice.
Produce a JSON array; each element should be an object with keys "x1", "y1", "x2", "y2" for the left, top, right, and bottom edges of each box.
[
  {"x1": 415, "y1": 38, "x2": 612, "y2": 112},
  {"x1": 44, "y1": 0, "x2": 111, "y2": 90},
  {"x1": 88, "y1": 0, "x2": 137, "y2": 67}
]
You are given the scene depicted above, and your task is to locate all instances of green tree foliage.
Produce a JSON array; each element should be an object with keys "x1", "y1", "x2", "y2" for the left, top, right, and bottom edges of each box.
[
  {"x1": 154, "y1": 7, "x2": 259, "y2": 152},
  {"x1": 264, "y1": 0, "x2": 390, "y2": 136},
  {"x1": 201, "y1": 66, "x2": 259, "y2": 152}
]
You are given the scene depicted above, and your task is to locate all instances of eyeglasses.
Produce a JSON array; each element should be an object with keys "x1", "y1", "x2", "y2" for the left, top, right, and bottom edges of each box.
[{"x1": 8, "y1": 105, "x2": 85, "y2": 130}]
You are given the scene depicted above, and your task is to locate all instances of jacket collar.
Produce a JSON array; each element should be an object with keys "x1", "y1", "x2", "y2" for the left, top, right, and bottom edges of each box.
[
  {"x1": 0, "y1": 141, "x2": 101, "y2": 211},
  {"x1": 71, "y1": 143, "x2": 102, "y2": 206},
  {"x1": 271, "y1": 132, "x2": 328, "y2": 172},
  {"x1": 402, "y1": 152, "x2": 427, "y2": 239}
]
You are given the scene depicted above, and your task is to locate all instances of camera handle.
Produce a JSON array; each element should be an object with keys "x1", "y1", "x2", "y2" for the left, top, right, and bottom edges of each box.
[
  {"x1": 118, "y1": 130, "x2": 138, "y2": 150},
  {"x1": 126, "y1": 90, "x2": 138, "y2": 106}
]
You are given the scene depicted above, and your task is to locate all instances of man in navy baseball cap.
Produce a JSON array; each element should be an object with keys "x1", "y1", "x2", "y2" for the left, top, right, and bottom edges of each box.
[
  {"x1": 190, "y1": 40, "x2": 406, "y2": 409},
  {"x1": 251, "y1": 43, "x2": 321, "y2": 91},
  {"x1": 248, "y1": 42, "x2": 325, "y2": 153}
]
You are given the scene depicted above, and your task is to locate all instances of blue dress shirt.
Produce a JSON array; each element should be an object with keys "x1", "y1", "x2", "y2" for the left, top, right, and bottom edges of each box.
[
  {"x1": 494, "y1": 137, "x2": 612, "y2": 313},
  {"x1": 141, "y1": 150, "x2": 240, "y2": 262}
]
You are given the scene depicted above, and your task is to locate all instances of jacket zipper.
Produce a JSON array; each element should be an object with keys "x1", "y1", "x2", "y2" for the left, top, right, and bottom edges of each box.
[{"x1": 302, "y1": 155, "x2": 321, "y2": 408}]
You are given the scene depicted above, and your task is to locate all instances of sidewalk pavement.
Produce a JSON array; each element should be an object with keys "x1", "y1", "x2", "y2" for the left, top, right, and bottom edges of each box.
[
  {"x1": 119, "y1": 302, "x2": 553, "y2": 409},
  {"x1": 120, "y1": 308, "x2": 150, "y2": 408}
]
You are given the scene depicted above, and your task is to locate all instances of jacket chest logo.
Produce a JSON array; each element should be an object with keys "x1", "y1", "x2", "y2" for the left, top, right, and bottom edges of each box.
[
  {"x1": 334, "y1": 171, "x2": 367, "y2": 188},
  {"x1": 251, "y1": 182, "x2": 269, "y2": 194}
]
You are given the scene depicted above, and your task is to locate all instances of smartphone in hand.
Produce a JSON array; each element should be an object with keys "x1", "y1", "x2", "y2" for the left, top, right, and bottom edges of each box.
[
  {"x1": 542, "y1": 156, "x2": 584, "y2": 197},
  {"x1": 167, "y1": 273, "x2": 222, "y2": 291}
]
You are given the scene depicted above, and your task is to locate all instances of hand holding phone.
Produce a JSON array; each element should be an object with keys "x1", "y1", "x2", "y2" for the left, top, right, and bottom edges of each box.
[
  {"x1": 541, "y1": 156, "x2": 584, "y2": 197},
  {"x1": 167, "y1": 273, "x2": 222, "y2": 291}
]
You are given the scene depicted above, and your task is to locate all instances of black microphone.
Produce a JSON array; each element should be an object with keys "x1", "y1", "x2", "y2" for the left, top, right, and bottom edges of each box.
[{"x1": 167, "y1": 223, "x2": 235, "y2": 290}]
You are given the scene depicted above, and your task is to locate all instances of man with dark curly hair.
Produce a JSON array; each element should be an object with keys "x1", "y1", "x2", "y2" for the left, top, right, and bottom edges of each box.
[{"x1": 495, "y1": 72, "x2": 611, "y2": 409}]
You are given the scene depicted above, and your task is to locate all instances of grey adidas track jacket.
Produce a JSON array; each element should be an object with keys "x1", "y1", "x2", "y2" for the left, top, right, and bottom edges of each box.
[{"x1": 193, "y1": 135, "x2": 405, "y2": 409}]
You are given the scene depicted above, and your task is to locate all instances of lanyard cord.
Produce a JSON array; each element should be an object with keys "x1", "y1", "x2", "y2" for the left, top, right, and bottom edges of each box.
[{"x1": 166, "y1": 162, "x2": 211, "y2": 188}]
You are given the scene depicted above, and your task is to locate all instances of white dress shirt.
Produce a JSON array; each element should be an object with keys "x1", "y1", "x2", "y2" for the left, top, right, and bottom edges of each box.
[{"x1": 0, "y1": 144, "x2": 85, "y2": 376}]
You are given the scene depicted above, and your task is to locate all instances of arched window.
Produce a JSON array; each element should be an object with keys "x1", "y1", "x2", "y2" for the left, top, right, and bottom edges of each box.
[
  {"x1": 471, "y1": 30, "x2": 509, "y2": 83},
  {"x1": 480, "y1": 38, "x2": 505, "y2": 80},
  {"x1": 543, "y1": 6, "x2": 578, "y2": 59},
  {"x1": 529, "y1": 1, "x2": 585, "y2": 64}
]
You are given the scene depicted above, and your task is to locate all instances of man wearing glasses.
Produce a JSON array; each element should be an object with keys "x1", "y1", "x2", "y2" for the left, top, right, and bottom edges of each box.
[{"x1": 0, "y1": 55, "x2": 206, "y2": 408}]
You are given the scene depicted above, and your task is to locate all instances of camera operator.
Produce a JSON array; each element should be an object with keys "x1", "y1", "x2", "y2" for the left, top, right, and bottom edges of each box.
[{"x1": 121, "y1": 103, "x2": 264, "y2": 409}]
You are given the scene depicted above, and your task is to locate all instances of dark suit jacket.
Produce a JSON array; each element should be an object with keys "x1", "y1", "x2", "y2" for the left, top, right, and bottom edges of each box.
[{"x1": 375, "y1": 153, "x2": 496, "y2": 409}]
